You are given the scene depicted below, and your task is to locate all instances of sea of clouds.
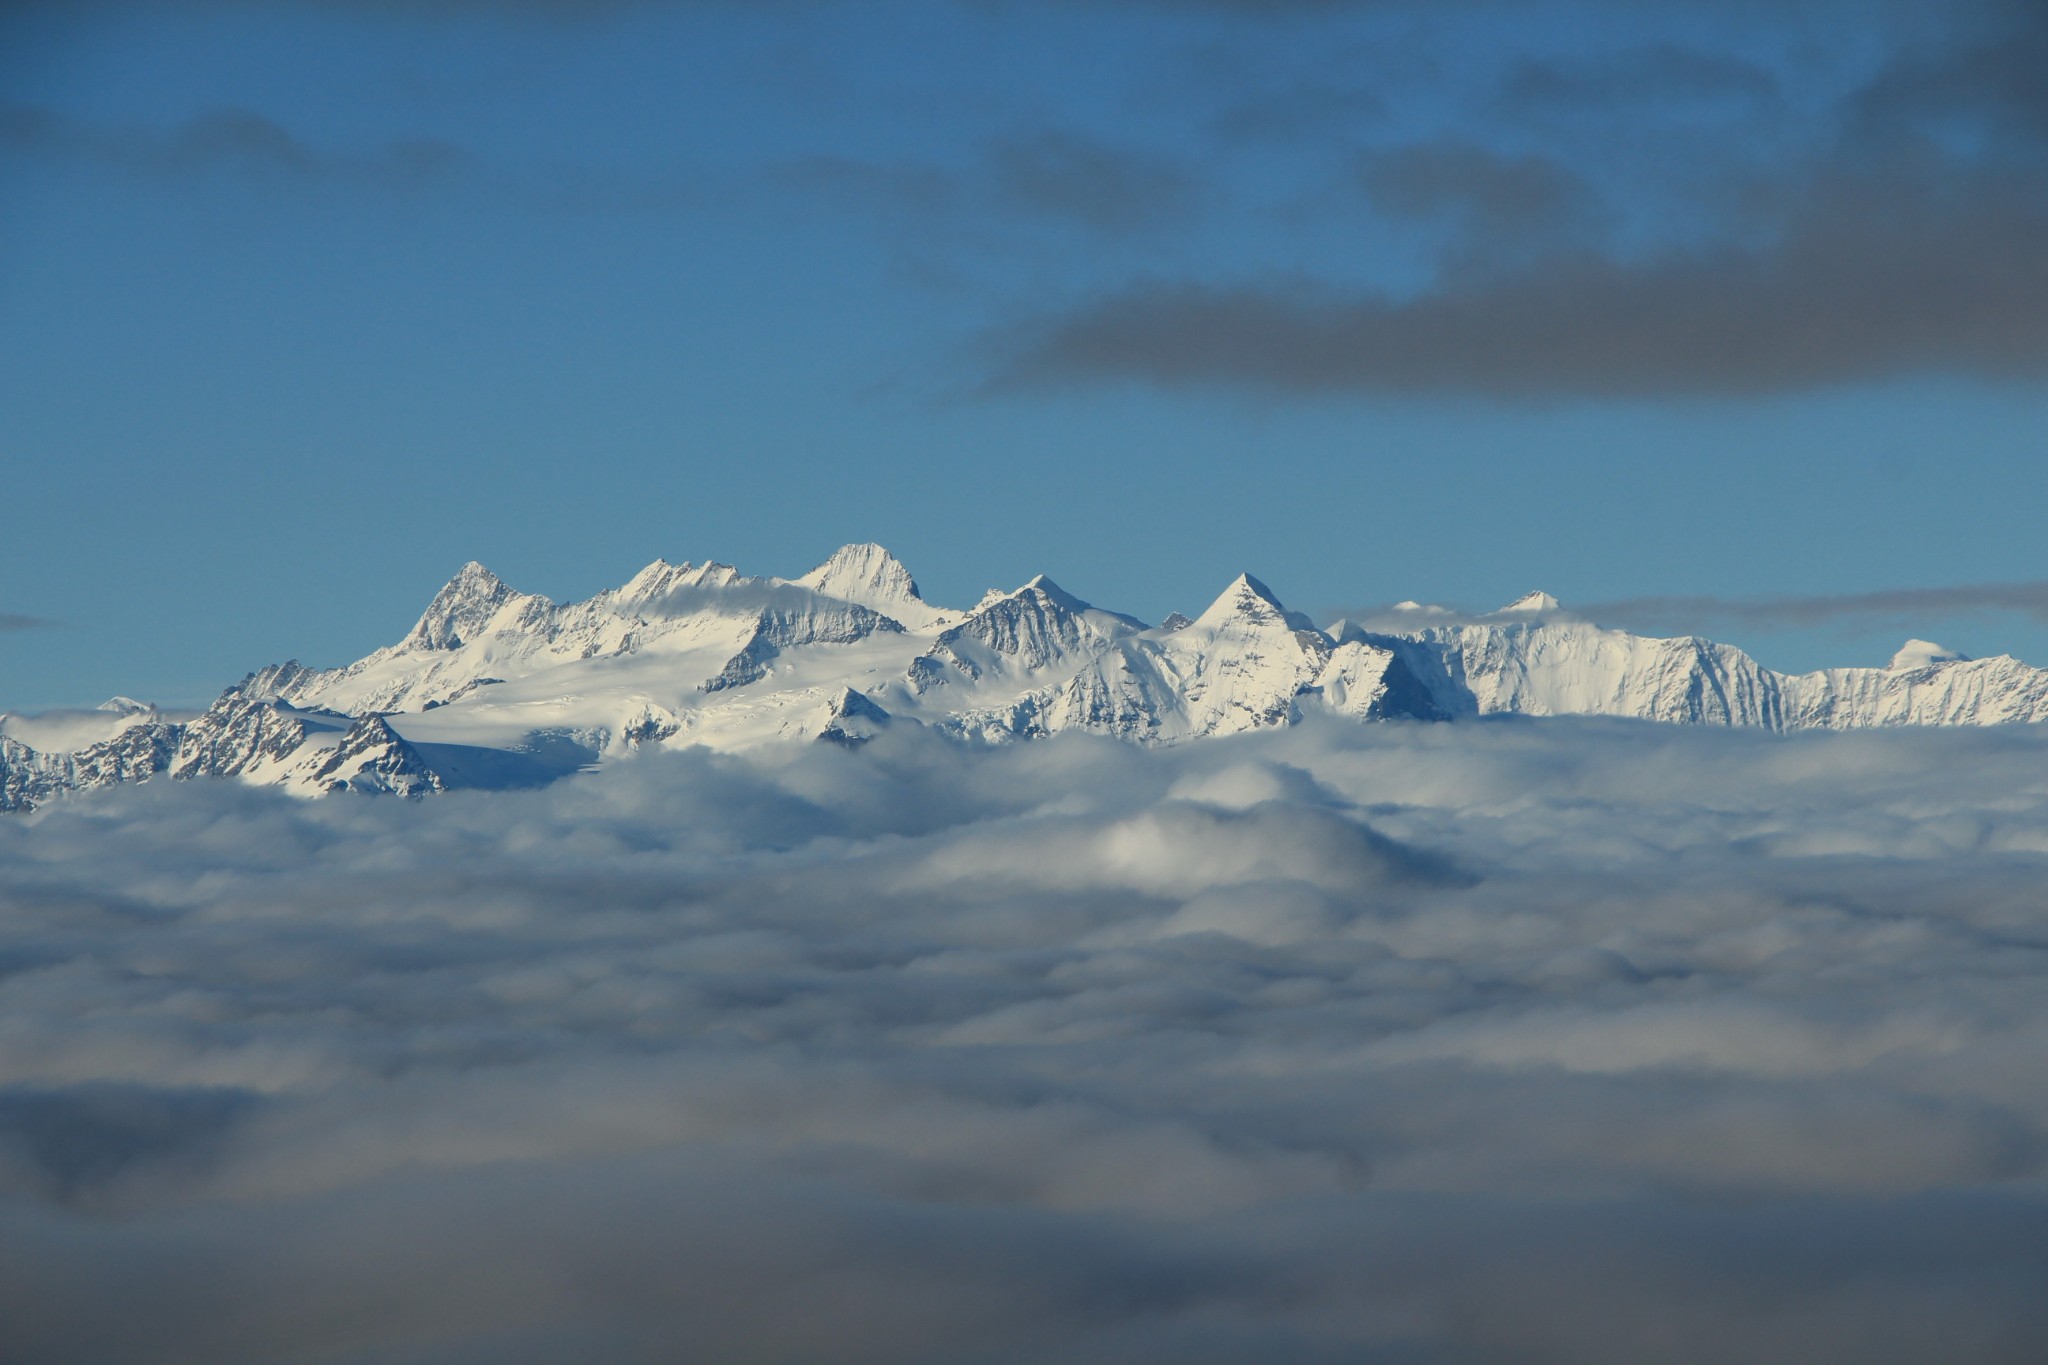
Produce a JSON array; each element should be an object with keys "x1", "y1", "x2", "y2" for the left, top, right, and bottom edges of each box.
[{"x1": 3, "y1": 716, "x2": 2048, "y2": 1363}]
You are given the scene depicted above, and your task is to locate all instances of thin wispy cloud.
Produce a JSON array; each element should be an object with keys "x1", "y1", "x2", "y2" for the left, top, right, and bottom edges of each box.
[
  {"x1": 0, "y1": 614, "x2": 54, "y2": 632},
  {"x1": 771, "y1": 130, "x2": 1201, "y2": 242},
  {"x1": 988, "y1": 130, "x2": 1200, "y2": 237},
  {"x1": 1497, "y1": 41, "x2": 1781, "y2": 114},
  {"x1": 1584, "y1": 581, "x2": 2048, "y2": 632},
  {"x1": 0, "y1": 102, "x2": 470, "y2": 191}
]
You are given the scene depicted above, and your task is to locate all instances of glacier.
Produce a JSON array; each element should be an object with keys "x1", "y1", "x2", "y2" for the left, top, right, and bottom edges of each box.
[{"x1": 7, "y1": 542, "x2": 2048, "y2": 809}]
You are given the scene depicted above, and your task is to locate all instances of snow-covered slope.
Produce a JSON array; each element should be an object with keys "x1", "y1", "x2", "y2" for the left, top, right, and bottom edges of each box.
[
  {"x1": 791, "y1": 541, "x2": 955, "y2": 632},
  {"x1": 9, "y1": 548, "x2": 2048, "y2": 810},
  {"x1": 1782, "y1": 649, "x2": 2048, "y2": 729},
  {"x1": 1355, "y1": 596, "x2": 1787, "y2": 726},
  {"x1": 1352, "y1": 594, "x2": 2048, "y2": 732}
]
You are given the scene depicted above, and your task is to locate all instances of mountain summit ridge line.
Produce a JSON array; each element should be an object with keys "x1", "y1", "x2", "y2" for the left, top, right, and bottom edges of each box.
[{"x1": 7, "y1": 543, "x2": 2047, "y2": 810}]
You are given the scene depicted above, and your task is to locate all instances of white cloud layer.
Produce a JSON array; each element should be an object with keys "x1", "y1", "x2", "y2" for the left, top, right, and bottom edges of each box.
[{"x1": 4, "y1": 717, "x2": 2048, "y2": 1362}]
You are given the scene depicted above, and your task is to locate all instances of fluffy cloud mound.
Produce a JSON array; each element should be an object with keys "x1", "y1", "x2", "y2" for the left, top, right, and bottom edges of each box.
[{"x1": 4, "y1": 718, "x2": 2048, "y2": 1363}]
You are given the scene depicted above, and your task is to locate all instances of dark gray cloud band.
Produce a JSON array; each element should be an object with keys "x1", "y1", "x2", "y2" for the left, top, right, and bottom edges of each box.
[
  {"x1": 991, "y1": 173, "x2": 2048, "y2": 398},
  {"x1": 987, "y1": 1, "x2": 2048, "y2": 399}
]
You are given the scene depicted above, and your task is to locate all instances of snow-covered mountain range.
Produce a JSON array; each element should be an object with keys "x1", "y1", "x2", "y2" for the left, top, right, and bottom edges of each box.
[{"x1": 8, "y1": 544, "x2": 2048, "y2": 809}]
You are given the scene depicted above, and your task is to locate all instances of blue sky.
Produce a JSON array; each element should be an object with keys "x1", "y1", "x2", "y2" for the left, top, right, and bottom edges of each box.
[{"x1": 5, "y1": 0, "x2": 2048, "y2": 708}]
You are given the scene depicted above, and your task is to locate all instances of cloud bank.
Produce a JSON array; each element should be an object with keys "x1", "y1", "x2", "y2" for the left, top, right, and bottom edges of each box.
[{"x1": 5, "y1": 718, "x2": 2048, "y2": 1361}]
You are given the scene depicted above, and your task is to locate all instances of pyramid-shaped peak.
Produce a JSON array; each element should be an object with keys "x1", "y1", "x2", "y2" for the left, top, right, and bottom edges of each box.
[
  {"x1": 1018, "y1": 574, "x2": 1092, "y2": 614},
  {"x1": 800, "y1": 543, "x2": 923, "y2": 602},
  {"x1": 815, "y1": 542, "x2": 901, "y2": 572},
  {"x1": 617, "y1": 557, "x2": 691, "y2": 602},
  {"x1": 827, "y1": 685, "x2": 892, "y2": 722},
  {"x1": 1889, "y1": 639, "x2": 1970, "y2": 671},
  {"x1": 1499, "y1": 590, "x2": 1562, "y2": 614},
  {"x1": 1195, "y1": 573, "x2": 1301, "y2": 630},
  {"x1": 1236, "y1": 572, "x2": 1284, "y2": 602},
  {"x1": 794, "y1": 543, "x2": 955, "y2": 628},
  {"x1": 447, "y1": 560, "x2": 503, "y2": 590},
  {"x1": 421, "y1": 560, "x2": 514, "y2": 610},
  {"x1": 408, "y1": 560, "x2": 518, "y2": 650}
]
